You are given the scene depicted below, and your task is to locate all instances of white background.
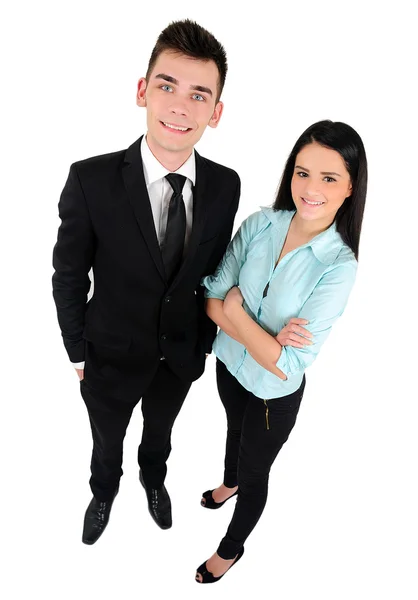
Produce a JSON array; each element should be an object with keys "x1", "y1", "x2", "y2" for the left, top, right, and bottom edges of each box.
[{"x1": 2, "y1": 0, "x2": 417, "y2": 598}]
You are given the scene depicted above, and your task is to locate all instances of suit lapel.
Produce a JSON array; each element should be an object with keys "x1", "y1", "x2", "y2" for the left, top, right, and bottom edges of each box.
[{"x1": 122, "y1": 136, "x2": 166, "y2": 283}]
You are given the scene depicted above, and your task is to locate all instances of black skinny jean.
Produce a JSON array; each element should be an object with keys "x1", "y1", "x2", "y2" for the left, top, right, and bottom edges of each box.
[{"x1": 216, "y1": 358, "x2": 306, "y2": 559}]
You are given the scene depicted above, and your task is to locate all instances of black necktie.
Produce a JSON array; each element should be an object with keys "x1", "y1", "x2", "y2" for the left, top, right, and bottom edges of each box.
[{"x1": 161, "y1": 173, "x2": 187, "y2": 282}]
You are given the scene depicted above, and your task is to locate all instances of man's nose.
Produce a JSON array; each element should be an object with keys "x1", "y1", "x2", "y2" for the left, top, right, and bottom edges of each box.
[{"x1": 169, "y1": 101, "x2": 189, "y2": 118}]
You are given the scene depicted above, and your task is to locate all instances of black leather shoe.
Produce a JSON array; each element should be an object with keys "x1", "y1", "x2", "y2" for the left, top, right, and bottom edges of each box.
[
  {"x1": 139, "y1": 470, "x2": 172, "y2": 530},
  {"x1": 82, "y1": 488, "x2": 118, "y2": 545}
]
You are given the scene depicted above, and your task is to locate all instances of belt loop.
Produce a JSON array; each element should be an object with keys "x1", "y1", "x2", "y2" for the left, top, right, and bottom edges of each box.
[{"x1": 264, "y1": 400, "x2": 270, "y2": 430}]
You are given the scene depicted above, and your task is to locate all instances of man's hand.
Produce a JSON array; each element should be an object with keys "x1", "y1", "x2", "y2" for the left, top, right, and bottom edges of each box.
[
  {"x1": 75, "y1": 368, "x2": 84, "y2": 381},
  {"x1": 276, "y1": 318, "x2": 313, "y2": 348}
]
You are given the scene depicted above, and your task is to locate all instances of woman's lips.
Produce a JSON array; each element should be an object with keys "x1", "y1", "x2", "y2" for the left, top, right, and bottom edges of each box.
[{"x1": 301, "y1": 197, "x2": 325, "y2": 206}]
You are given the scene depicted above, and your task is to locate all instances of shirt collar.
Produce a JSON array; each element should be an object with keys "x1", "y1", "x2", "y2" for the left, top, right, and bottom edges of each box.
[
  {"x1": 141, "y1": 135, "x2": 196, "y2": 186},
  {"x1": 260, "y1": 207, "x2": 346, "y2": 265}
]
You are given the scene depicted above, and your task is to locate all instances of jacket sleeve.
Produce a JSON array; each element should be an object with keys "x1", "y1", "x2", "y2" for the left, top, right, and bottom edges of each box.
[
  {"x1": 201, "y1": 205, "x2": 264, "y2": 301},
  {"x1": 52, "y1": 164, "x2": 95, "y2": 362},
  {"x1": 196, "y1": 174, "x2": 241, "y2": 353}
]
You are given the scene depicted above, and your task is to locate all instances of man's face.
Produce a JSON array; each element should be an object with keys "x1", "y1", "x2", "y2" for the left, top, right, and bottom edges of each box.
[{"x1": 137, "y1": 51, "x2": 223, "y2": 158}]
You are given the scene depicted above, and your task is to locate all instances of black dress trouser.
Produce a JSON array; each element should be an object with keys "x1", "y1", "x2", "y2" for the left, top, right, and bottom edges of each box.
[
  {"x1": 80, "y1": 353, "x2": 192, "y2": 500},
  {"x1": 215, "y1": 358, "x2": 306, "y2": 559}
]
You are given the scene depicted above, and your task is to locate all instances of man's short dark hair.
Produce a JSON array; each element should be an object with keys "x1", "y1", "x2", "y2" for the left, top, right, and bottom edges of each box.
[{"x1": 146, "y1": 19, "x2": 227, "y2": 102}]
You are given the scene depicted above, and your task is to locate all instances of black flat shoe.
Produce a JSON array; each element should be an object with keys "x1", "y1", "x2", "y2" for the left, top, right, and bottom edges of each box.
[
  {"x1": 139, "y1": 470, "x2": 172, "y2": 530},
  {"x1": 201, "y1": 488, "x2": 238, "y2": 509},
  {"x1": 82, "y1": 488, "x2": 118, "y2": 545},
  {"x1": 195, "y1": 547, "x2": 244, "y2": 584}
]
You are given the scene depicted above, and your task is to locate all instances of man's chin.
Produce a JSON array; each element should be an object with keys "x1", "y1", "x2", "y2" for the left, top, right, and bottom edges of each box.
[{"x1": 156, "y1": 137, "x2": 195, "y2": 154}]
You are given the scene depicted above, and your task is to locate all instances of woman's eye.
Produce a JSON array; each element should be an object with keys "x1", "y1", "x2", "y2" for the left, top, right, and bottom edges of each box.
[
  {"x1": 296, "y1": 171, "x2": 308, "y2": 178},
  {"x1": 324, "y1": 176, "x2": 336, "y2": 183}
]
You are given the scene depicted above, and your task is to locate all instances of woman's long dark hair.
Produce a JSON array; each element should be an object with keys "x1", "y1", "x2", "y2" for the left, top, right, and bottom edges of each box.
[{"x1": 273, "y1": 120, "x2": 368, "y2": 260}]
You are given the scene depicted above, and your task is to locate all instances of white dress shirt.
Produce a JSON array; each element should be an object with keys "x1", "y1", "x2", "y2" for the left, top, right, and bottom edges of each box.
[{"x1": 72, "y1": 135, "x2": 196, "y2": 370}]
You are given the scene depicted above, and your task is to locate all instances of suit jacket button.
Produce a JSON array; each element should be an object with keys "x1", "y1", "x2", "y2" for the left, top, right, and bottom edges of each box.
[
  {"x1": 160, "y1": 334, "x2": 167, "y2": 341},
  {"x1": 164, "y1": 296, "x2": 171, "y2": 303}
]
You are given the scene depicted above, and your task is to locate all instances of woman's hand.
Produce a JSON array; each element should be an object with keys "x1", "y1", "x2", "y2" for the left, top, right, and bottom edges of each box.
[
  {"x1": 276, "y1": 318, "x2": 313, "y2": 348},
  {"x1": 223, "y1": 286, "x2": 244, "y2": 318}
]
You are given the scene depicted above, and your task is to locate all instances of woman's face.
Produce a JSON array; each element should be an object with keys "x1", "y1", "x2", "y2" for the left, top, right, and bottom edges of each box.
[{"x1": 291, "y1": 142, "x2": 352, "y2": 227}]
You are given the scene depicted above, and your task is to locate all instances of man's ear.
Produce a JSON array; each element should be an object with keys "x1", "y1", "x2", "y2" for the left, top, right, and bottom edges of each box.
[
  {"x1": 208, "y1": 101, "x2": 224, "y2": 129},
  {"x1": 136, "y1": 77, "x2": 147, "y2": 107}
]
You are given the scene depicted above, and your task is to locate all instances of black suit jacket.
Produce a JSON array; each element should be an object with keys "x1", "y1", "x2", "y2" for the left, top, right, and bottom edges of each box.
[{"x1": 52, "y1": 136, "x2": 240, "y2": 393}]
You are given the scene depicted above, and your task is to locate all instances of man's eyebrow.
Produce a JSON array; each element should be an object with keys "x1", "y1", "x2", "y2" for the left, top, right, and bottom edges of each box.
[
  {"x1": 191, "y1": 85, "x2": 213, "y2": 97},
  {"x1": 154, "y1": 74, "x2": 213, "y2": 97},
  {"x1": 155, "y1": 73, "x2": 178, "y2": 84},
  {"x1": 295, "y1": 165, "x2": 342, "y2": 177}
]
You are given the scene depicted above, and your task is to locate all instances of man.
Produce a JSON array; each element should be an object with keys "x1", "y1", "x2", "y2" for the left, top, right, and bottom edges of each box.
[{"x1": 52, "y1": 19, "x2": 240, "y2": 545}]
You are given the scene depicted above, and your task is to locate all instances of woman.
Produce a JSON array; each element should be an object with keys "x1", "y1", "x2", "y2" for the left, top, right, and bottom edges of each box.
[{"x1": 195, "y1": 120, "x2": 368, "y2": 583}]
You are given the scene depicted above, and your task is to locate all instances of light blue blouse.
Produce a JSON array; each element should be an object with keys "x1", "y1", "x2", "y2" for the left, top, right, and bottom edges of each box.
[{"x1": 201, "y1": 208, "x2": 357, "y2": 399}]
